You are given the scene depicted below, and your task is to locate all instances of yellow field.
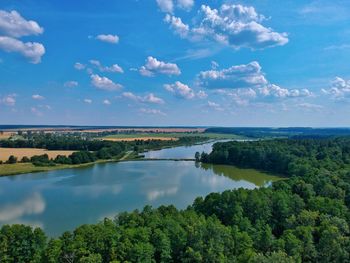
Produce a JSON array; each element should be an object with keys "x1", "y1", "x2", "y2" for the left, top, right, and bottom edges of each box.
[
  {"x1": 0, "y1": 148, "x2": 75, "y2": 161},
  {"x1": 103, "y1": 137, "x2": 178, "y2": 142},
  {"x1": 0, "y1": 132, "x2": 15, "y2": 140}
]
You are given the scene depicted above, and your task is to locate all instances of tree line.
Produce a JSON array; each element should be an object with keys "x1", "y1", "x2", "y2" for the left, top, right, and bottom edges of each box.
[{"x1": 0, "y1": 133, "x2": 207, "y2": 166}]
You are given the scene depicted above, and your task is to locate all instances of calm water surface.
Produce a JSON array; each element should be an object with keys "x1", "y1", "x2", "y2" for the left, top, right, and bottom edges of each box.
[{"x1": 0, "y1": 141, "x2": 279, "y2": 236}]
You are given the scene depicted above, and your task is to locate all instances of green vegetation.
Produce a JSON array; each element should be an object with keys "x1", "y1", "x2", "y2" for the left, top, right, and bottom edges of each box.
[
  {"x1": 205, "y1": 127, "x2": 350, "y2": 138},
  {"x1": 0, "y1": 133, "x2": 208, "y2": 176},
  {"x1": 1, "y1": 137, "x2": 350, "y2": 262}
]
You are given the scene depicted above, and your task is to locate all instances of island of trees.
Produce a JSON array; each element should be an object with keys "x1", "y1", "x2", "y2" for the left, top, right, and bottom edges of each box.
[{"x1": 1, "y1": 137, "x2": 350, "y2": 262}]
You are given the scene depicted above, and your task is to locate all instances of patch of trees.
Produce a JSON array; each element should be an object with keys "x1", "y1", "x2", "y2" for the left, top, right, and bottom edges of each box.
[{"x1": 2, "y1": 137, "x2": 350, "y2": 262}]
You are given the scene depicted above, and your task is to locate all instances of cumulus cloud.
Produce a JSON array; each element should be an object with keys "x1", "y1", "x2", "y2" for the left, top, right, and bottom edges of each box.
[
  {"x1": 96, "y1": 34, "x2": 119, "y2": 44},
  {"x1": 207, "y1": 101, "x2": 224, "y2": 111},
  {"x1": 0, "y1": 10, "x2": 43, "y2": 38},
  {"x1": 32, "y1": 94, "x2": 44, "y2": 100},
  {"x1": 139, "y1": 56, "x2": 181, "y2": 77},
  {"x1": 164, "y1": 4, "x2": 288, "y2": 50},
  {"x1": 64, "y1": 81, "x2": 78, "y2": 88},
  {"x1": 165, "y1": 81, "x2": 207, "y2": 100},
  {"x1": 103, "y1": 99, "x2": 111, "y2": 105},
  {"x1": 322, "y1": 77, "x2": 350, "y2": 99},
  {"x1": 198, "y1": 61, "x2": 267, "y2": 90},
  {"x1": 31, "y1": 106, "x2": 43, "y2": 116},
  {"x1": 0, "y1": 10, "x2": 45, "y2": 63},
  {"x1": 84, "y1": 99, "x2": 92, "y2": 104},
  {"x1": 90, "y1": 60, "x2": 123, "y2": 73},
  {"x1": 1, "y1": 94, "x2": 16, "y2": 106},
  {"x1": 199, "y1": 61, "x2": 312, "y2": 106},
  {"x1": 91, "y1": 74, "x2": 122, "y2": 91},
  {"x1": 164, "y1": 81, "x2": 195, "y2": 99},
  {"x1": 297, "y1": 103, "x2": 323, "y2": 111},
  {"x1": 0, "y1": 36, "x2": 45, "y2": 64},
  {"x1": 140, "y1": 108, "x2": 166, "y2": 116},
  {"x1": 122, "y1": 92, "x2": 165, "y2": 104},
  {"x1": 74, "y1": 62, "x2": 86, "y2": 70},
  {"x1": 259, "y1": 84, "x2": 313, "y2": 98},
  {"x1": 156, "y1": 0, "x2": 194, "y2": 13}
]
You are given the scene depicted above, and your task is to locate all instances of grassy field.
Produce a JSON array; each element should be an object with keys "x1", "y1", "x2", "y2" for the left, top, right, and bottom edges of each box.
[
  {"x1": 0, "y1": 148, "x2": 75, "y2": 162},
  {"x1": 102, "y1": 132, "x2": 244, "y2": 141},
  {"x1": 0, "y1": 160, "x2": 116, "y2": 176},
  {"x1": 0, "y1": 151, "x2": 138, "y2": 177}
]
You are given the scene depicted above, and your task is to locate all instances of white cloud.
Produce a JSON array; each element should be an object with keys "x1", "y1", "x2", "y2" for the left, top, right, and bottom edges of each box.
[
  {"x1": 1, "y1": 94, "x2": 16, "y2": 106},
  {"x1": 259, "y1": 84, "x2": 312, "y2": 98},
  {"x1": 91, "y1": 74, "x2": 122, "y2": 91},
  {"x1": 0, "y1": 10, "x2": 44, "y2": 38},
  {"x1": 198, "y1": 61, "x2": 267, "y2": 89},
  {"x1": 156, "y1": 0, "x2": 194, "y2": 13},
  {"x1": 122, "y1": 92, "x2": 165, "y2": 104},
  {"x1": 84, "y1": 99, "x2": 92, "y2": 104},
  {"x1": 177, "y1": 0, "x2": 194, "y2": 10},
  {"x1": 140, "y1": 56, "x2": 181, "y2": 77},
  {"x1": 297, "y1": 103, "x2": 323, "y2": 110},
  {"x1": 140, "y1": 108, "x2": 166, "y2": 116},
  {"x1": 164, "y1": 81, "x2": 195, "y2": 99},
  {"x1": 157, "y1": 0, "x2": 174, "y2": 13},
  {"x1": 164, "y1": 14, "x2": 189, "y2": 38},
  {"x1": 165, "y1": 4, "x2": 288, "y2": 50},
  {"x1": 0, "y1": 10, "x2": 45, "y2": 63},
  {"x1": 197, "y1": 90, "x2": 208, "y2": 99},
  {"x1": 322, "y1": 77, "x2": 350, "y2": 99},
  {"x1": 31, "y1": 106, "x2": 43, "y2": 116},
  {"x1": 96, "y1": 34, "x2": 119, "y2": 44},
  {"x1": 32, "y1": 94, "x2": 44, "y2": 100},
  {"x1": 198, "y1": 61, "x2": 312, "y2": 101},
  {"x1": 103, "y1": 99, "x2": 111, "y2": 105},
  {"x1": 64, "y1": 80, "x2": 78, "y2": 88},
  {"x1": 207, "y1": 101, "x2": 224, "y2": 111},
  {"x1": 89, "y1": 60, "x2": 124, "y2": 73},
  {"x1": 74, "y1": 62, "x2": 86, "y2": 70},
  {"x1": 0, "y1": 36, "x2": 45, "y2": 64}
]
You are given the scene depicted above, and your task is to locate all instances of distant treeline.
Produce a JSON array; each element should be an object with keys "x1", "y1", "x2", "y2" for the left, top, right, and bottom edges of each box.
[
  {"x1": 205, "y1": 127, "x2": 350, "y2": 138},
  {"x1": 1, "y1": 137, "x2": 350, "y2": 262},
  {"x1": 0, "y1": 134, "x2": 208, "y2": 166}
]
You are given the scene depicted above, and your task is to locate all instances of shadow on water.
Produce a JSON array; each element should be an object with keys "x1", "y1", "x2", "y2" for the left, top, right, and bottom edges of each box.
[{"x1": 198, "y1": 162, "x2": 281, "y2": 187}]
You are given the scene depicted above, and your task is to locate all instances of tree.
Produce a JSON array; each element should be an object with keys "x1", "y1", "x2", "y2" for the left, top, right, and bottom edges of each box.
[{"x1": 6, "y1": 155, "x2": 17, "y2": 164}]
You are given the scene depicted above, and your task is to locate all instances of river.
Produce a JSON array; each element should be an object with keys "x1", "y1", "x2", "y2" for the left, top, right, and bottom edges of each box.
[{"x1": 0, "y1": 140, "x2": 280, "y2": 236}]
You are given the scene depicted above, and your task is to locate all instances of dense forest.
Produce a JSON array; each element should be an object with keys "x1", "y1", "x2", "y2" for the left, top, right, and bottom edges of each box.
[
  {"x1": 205, "y1": 127, "x2": 350, "y2": 138},
  {"x1": 1, "y1": 137, "x2": 350, "y2": 262}
]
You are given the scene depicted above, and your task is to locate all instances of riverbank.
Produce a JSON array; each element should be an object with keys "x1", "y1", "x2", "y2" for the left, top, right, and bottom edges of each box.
[
  {"x1": 0, "y1": 151, "x2": 141, "y2": 177},
  {"x1": 0, "y1": 138, "x2": 211, "y2": 177}
]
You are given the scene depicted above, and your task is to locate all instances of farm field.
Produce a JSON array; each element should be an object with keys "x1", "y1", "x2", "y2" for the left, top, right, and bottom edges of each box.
[
  {"x1": 0, "y1": 148, "x2": 75, "y2": 162},
  {"x1": 0, "y1": 132, "x2": 15, "y2": 140},
  {"x1": 102, "y1": 132, "x2": 244, "y2": 141}
]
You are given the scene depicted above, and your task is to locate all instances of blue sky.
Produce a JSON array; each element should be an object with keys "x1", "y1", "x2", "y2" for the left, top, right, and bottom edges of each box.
[{"x1": 1, "y1": 0, "x2": 350, "y2": 126}]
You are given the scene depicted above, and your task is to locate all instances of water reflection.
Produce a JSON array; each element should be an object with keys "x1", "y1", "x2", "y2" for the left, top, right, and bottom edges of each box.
[
  {"x1": 200, "y1": 163, "x2": 280, "y2": 187},
  {"x1": 0, "y1": 192, "x2": 45, "y2": 223},
  {"x1": 0, "y1": 159, "x2": 280, "y2": 236}
]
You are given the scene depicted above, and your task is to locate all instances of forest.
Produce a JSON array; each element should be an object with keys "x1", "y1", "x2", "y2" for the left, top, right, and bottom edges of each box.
[{"x1": 1, "y1": 137, "x2": 350, "y2": 262}]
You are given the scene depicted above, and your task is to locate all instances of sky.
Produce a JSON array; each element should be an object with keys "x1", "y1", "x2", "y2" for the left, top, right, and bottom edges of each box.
[{"x1": 1, "y1": 0, "x2": 350, "y2": 127}]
